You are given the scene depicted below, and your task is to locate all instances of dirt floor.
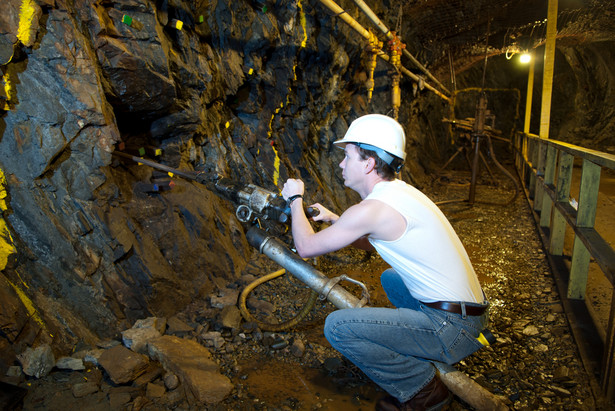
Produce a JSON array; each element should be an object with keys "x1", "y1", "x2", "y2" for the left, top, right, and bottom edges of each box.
[{"x1": 9, "y1": 162, "x2": 613, "y2": 410}]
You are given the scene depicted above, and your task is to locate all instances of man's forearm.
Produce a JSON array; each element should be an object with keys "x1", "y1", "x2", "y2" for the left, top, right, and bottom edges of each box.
[{"x1": 289, "y1": 198, "x2": 317, "y2": 257}]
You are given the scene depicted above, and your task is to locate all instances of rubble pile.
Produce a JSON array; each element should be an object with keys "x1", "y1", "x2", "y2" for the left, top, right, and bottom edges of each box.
[{"x1": 2, "y1": 172, "x2": 603, "y2": 410}]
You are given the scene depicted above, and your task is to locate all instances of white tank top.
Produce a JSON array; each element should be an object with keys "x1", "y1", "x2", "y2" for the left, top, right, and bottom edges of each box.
[{"x1": 366, "y1": 180, "x2": 484, "y2": 303}]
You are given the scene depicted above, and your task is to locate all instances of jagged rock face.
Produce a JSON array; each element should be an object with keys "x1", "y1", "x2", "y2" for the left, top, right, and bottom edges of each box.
[
  {"x1": 0, "y1": 0, "x2": 424, "y2": 366},
  {"x1": 0, "y1": 0, "x2": 613, "y2": 373}
]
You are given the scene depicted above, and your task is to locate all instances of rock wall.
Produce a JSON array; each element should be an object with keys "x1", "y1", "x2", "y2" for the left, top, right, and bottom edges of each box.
[
  {"x1": 1, "y1": 0, "x2": 613, "y2": 376},
  {"x1": 0, "y1": 0, "x2": 441, "y2": 372}
]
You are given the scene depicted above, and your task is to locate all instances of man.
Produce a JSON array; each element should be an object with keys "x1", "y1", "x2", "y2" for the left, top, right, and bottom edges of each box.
[{"x1": 281, "y1": 114, "x2": 488, "y2": 411}]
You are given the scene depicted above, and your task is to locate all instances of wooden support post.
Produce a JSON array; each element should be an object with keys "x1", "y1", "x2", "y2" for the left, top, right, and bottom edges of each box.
[
  {"x1": 523, "y1": 53, "x2": 535, "y2": 134},
  {"x1": 521, "y1": 135, "x2": 529, "y2": 185},
  {"x1": 568, "y1": 159, "x2": 601, "y2": 299}
]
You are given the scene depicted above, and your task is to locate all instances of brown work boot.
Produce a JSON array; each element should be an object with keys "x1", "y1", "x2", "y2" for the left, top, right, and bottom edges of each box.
[{"x1": 375, "y1": 375, "x2": 452, "y2": 411}]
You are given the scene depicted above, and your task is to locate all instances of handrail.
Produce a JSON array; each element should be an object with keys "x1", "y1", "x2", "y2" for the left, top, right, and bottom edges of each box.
[{"x1": 513, "y1": 131, "x2": 615, "y2": 403}]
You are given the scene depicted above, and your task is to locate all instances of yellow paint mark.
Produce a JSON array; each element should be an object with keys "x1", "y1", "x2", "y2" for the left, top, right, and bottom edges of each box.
[
  {"x1": 2, "y1": 75, "x2": 13, "y2": 111},
  {"x1": 15, "y1": 270, "x2": 29, "y2": 289},
  {"x1": 266, "y1": 113, "x2": 281, "y2": 186},
  {"x1": 267, "y1": 114, "x2": 275, "y2": 139},
  {"x1": 17, "y1": 0, "x2": 38, "y2": 46},
  {"x1": 7, "y1": 279, "x2": 45, "y2": 328},
  {"x1": 0, "y1": 169, "x2": 16, "y2": 270},
  {"x1": 225, "y1": 121, "x2": 230, "y2": 128},
  {"x1": 248, "y1": 68, "x2": 254, "y2": 75},
  {"x1": 272, "y1": 144, "x2": 280, "y2": 186},
  {"x1": 297, "y1": 0, "x2": 307, "y2": 48},
  {"x1": 0, "y1": 169, "x2": 8, "y2": 212}
]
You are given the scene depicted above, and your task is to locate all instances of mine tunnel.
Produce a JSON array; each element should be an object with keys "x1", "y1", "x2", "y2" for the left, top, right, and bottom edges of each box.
[{"x1": 1, "y1": 0, "x2": 614, "y2": 409}]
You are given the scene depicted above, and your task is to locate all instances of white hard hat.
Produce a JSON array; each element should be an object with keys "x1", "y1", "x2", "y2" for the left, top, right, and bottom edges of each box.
[{"x1": 333, "y1": 114, "x2": 406, "y2": 172}]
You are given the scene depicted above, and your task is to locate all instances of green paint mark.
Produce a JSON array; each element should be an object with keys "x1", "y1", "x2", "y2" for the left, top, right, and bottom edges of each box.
[{"x1": 122, "y1": 15, "x2": 133, "y2": 26}]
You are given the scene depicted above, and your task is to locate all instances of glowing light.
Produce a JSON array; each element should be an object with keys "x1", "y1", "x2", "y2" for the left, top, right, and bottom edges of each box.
[{"x1": 520, "y1": 53, "x2": 531, "y2": 64}]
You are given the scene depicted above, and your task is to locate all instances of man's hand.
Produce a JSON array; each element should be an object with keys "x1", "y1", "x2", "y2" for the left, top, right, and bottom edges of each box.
[
  {"x1": 281, "y1": 178, "x2": 305, "y2": 201},
  {"x1": 309, "y1": 203, "x2": 339, "y2": 224}
]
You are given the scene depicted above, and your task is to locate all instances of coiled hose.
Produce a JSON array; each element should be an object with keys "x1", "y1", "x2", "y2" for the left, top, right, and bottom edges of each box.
[{"x1": 238, "y1": 268, "x2": 319, "y2": 332}]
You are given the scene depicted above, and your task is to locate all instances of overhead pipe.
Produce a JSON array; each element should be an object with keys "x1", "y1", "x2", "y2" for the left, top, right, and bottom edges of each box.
[
  {"x1": 247, "y1": 226, "x2": 508, "y2": 411},
  {"x1": 349, "y1": 0, "x2": 451, "y2": 96},
  {"x1": 317, "y1": 0, "x2": 450, "y2": 102}
]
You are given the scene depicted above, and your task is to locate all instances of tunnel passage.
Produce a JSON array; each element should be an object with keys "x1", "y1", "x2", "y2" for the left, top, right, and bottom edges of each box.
[{"x1": 1, "y1": 0, "x2": 614, "y2": 409}]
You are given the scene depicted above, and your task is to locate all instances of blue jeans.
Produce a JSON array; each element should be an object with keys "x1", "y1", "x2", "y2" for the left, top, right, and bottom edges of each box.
[{"x1": 324, "y1": 269, "x2": 488, "y2": 402}]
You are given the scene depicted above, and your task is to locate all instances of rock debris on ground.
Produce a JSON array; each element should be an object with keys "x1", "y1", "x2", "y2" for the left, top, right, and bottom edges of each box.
[{"x1": 5, "y1": 171, "x2": 603, "y2": 410}]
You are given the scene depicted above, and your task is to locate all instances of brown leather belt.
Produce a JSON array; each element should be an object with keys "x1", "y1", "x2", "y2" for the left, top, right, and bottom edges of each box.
[{"x1": 422, "y1": 301, "x2": 488, "y2": 316}]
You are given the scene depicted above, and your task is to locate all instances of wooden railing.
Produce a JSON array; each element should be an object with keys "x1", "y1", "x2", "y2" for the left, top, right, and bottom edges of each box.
[{"x1": 513, "y1": 132, "x2": 615, "y2": 402}]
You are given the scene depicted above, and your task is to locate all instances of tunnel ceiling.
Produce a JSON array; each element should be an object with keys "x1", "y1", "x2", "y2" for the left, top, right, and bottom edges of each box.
[{"x1": 373, "y1": 0, "x2": 612, "y2": 78}]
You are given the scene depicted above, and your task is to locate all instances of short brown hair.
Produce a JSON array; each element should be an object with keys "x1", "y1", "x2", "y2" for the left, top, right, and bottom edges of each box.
[{"x1": 354, "y1": 144, "x2": 396, "y2": 180}]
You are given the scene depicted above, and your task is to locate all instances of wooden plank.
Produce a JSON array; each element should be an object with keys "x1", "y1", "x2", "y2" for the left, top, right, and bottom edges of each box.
[
  {"x1": 568, "y1": 238, "x2": 590, "y2": 299},
  {"x1": 577, "y1": 159, "x2": 601, "y2": 228},
  {"x1": 529, "y1": 139, "x2": 538, "y2": 199},
  {"x1": 550, "y1": 152, "x2": 574, "y2": 256},
  {"x1": 568, "y1": 160, "x2": 602, "y2": 299},
  {"x1": 540, "y1": 145, "x2": 557, "y2": 228},
  {"x1": 525, "y1": 133, "x2": 615, "y2": 170},
  {"x1": 576, "y1": 228, "x2": 615, "y2": 286},
  {"x1": 535, "y1": 143, "x2": 547, "y2": 212}
]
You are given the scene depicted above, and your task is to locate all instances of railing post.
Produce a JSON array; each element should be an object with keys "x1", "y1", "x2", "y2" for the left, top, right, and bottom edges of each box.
[
  {"x1": 568, "y1": 159, "x2": 601, "y2": 299},
  {"x1": 522, "y1": 134, "x2": 530, "y2": 185},
  {"x1": 528, "y1": 139, "x2": 538, "y2": 199},
  {"x1": 540, "y1": 145, "x2": 557, "y2": 228},
  {"x1": 549, "y1": 152, "x2": 574, "y2": 255},
  {"x1": 534, "y1": 142, "x2": 547, "y2": 211}
]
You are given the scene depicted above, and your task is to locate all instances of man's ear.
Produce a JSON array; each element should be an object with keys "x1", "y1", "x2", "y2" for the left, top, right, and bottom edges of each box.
[{"x1": 365, "y1": 157, "x2": 376, "y2": 174}]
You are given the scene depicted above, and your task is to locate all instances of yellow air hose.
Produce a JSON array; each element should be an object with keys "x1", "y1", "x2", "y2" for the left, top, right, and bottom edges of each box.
[{"x1": 238, "y1": 268, "x2": 319, "y2": 332}]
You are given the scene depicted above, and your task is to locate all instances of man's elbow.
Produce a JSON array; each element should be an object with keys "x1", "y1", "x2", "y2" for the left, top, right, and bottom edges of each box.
[{"x1": 295, "y1": 245, "x2": 316, "y2": 259}]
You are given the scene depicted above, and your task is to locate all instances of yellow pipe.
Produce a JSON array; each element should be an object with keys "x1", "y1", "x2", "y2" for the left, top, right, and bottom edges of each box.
[
  {"x1": 539, "y1": 0, "x2": 558, "y2": 139},
  {"x1": 317, "y1": 0, "x2": 450, "y2": 103},
  {"x1": 523, "y1": 51, "x2": 535, "y2": 134},
  {"x1": 366, "y1": 31, "x2": 381, "y2": 102},
  {"x1": 349, "y1": 0, "x2": 451, "y2": 96},
  {"x1": 391, "y1": 74, "x2": 400, "y2": 120}
]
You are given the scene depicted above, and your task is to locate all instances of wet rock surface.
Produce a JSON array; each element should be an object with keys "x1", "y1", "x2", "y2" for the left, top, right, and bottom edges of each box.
[{"x1": 5, "y1": 170, "x2": 604, "y2": 410}]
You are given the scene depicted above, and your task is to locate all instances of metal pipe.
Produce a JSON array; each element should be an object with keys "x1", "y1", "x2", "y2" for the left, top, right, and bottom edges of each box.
[
  {"x1": 113, "y1": 151, "x2": 200, "y2": 182},
  {"x1": 246, "y1": 227, "x2": 365, "y2": 309},
  {"x1": 316, "y1": 0, "x2": 450, "y2": 102},
  {"x1": 246, "y1": 226, "x2": 508, "y2": 410},
  {"x1": 349, "y1": 0, "x2": 451, "y2": 96}
]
